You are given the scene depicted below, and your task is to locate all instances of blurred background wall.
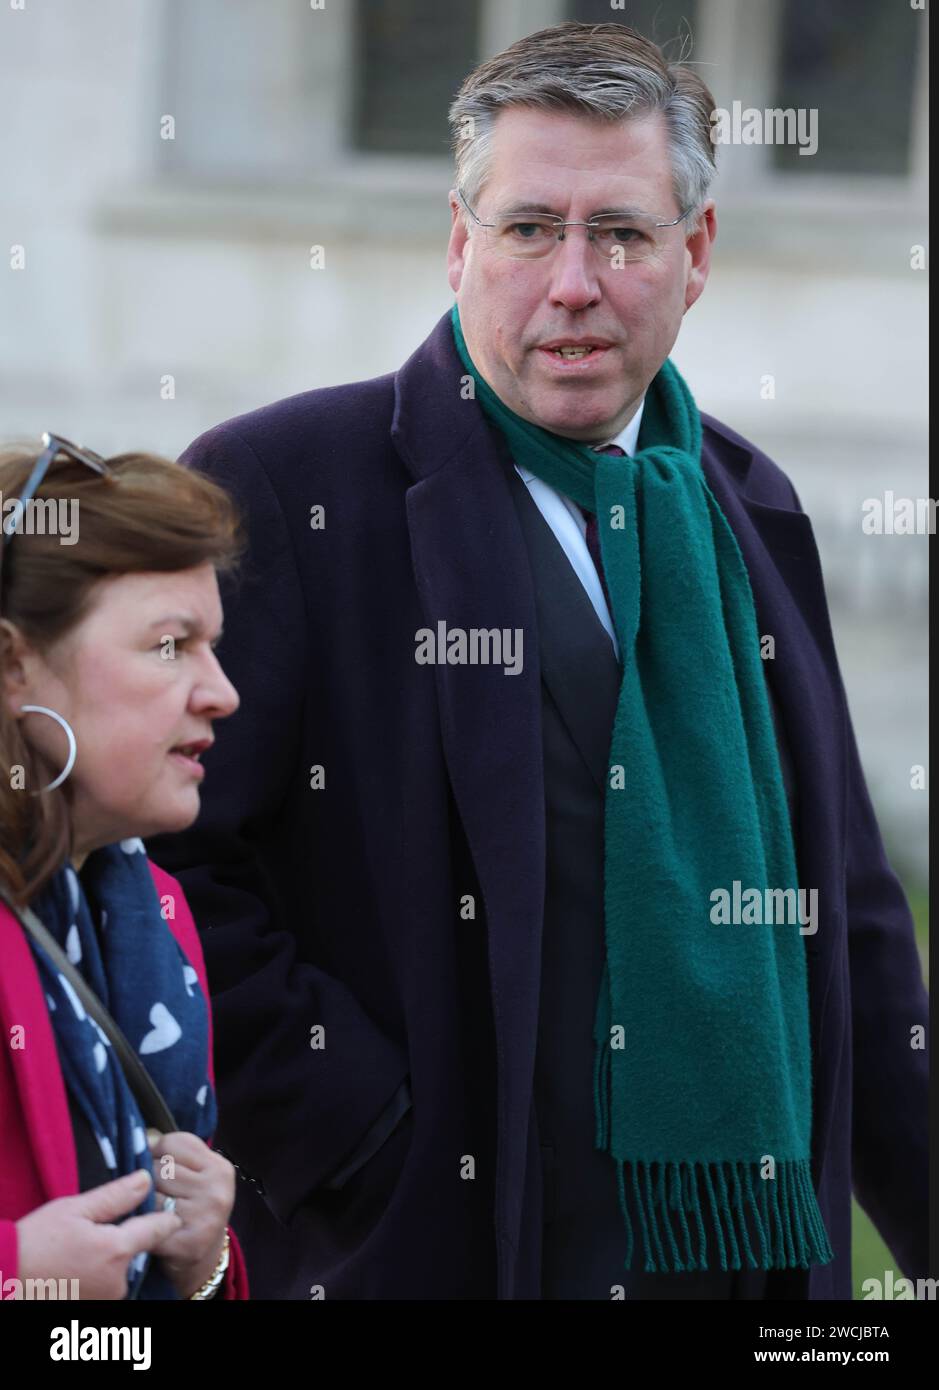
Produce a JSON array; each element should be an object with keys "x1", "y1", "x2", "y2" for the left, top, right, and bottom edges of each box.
[{"x1": 0, "y1": 0, "x2": 929, "y2": 1288}]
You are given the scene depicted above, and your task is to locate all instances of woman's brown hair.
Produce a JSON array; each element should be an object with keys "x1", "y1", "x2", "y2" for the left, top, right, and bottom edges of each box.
[{"x1": 0, "y1": 446, "x2": 244, "y2": 908}]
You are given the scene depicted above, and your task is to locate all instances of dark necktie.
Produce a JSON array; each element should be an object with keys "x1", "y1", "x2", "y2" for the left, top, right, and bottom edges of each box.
[{"x1": 583, "y1": 443, "x2": 626, "y2": 612}]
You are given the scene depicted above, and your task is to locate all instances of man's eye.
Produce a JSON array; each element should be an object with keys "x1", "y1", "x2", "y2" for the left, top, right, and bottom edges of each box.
[
  {"x1": 509, "y1": 222, "x2": 551, "y2": 240},
  {"x1": 597, "y1": 225, "x2": 643, "y2": 243}
]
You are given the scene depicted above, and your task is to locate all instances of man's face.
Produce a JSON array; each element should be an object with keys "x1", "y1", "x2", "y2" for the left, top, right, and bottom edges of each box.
[{"x1": 447, "y1": 106, "x2": 716, "y2": 442}]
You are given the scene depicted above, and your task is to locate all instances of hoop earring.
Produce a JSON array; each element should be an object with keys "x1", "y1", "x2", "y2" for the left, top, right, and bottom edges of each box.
[{"x1": 20, "y1": 705, "x2": 77, "y2": 793}]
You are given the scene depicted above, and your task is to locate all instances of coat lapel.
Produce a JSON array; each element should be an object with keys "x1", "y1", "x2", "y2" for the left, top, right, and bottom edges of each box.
[{"x1": 393, "y1": 314, "x2": 545, "y2": 1280}]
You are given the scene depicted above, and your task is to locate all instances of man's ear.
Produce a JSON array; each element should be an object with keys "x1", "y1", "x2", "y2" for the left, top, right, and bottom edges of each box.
[
  {"x1": 684, "y1": 200, "x2": 716, "y2": 314},
  {"x1": 447, "y1": 189, "x2": 470, "y2": 295}
]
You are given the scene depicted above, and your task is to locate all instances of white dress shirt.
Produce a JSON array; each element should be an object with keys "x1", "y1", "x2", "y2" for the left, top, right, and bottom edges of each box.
[{"x1": 513, "y1": 399, "x2": 645, "y2": 660}]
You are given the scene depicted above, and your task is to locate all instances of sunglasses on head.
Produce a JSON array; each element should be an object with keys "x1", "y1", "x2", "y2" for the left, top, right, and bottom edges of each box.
[{"x1": 0, "y1": 431, "x2": 112, "y2": 611}]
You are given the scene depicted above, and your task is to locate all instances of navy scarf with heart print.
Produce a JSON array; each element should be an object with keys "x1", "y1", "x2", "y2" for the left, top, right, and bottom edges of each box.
[{"x1": 27, "y1": 838, "x2": 217, "y2": 1300}]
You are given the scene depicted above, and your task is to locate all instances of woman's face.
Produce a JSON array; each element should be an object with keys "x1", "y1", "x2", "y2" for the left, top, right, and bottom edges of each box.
[{"x1": 6, "y1": 563, "x2": 239, "y2": 860}]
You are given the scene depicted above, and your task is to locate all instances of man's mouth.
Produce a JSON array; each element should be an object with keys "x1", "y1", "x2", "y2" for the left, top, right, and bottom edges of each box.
[{"x1": 537, "y1": 340, "x2": 614, "y2": 367}]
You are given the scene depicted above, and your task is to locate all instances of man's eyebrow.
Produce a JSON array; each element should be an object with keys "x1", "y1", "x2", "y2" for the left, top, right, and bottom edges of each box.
[
  {"x1": 495, "y1": 201, "x2": 652, "y2": 219},
  {"x1": 496, "y1": 201, "x2": 565, "y2": 217},
  {"x1": 589, "y1": 205, "x2": 651, "y2": 218}
]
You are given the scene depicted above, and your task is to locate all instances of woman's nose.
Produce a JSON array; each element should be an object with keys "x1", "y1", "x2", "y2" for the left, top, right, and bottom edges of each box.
[{"x1": 197, "y1": 652, "x2": 240, "y2": 718}]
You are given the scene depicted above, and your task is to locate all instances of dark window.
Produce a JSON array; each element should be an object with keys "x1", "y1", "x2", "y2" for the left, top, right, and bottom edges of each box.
[
  {"x1": 354, "y1": 0, "x2": 481, "y2": 156},
  {"x1": 772, "y1": 0, "x2": 918, "y2": 175},
  {"x1": 567, "y1": 0, "x2": 699, "y2": 52}
]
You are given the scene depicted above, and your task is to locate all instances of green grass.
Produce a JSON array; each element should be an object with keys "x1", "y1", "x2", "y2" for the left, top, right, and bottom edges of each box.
[{"x1": 852, "y1": 1199, "x2": 898, "y2": 1300}]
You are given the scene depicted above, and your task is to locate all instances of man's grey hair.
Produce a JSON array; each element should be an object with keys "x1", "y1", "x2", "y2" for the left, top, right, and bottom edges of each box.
[{"x1": 449, "y1": 22, "x2": 717, "y2": 233}]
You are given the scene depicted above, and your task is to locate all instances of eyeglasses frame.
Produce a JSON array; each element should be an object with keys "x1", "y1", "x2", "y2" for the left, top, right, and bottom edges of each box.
[{"x1": 456, "y1": 188, "x2": 695, "y2": 259}]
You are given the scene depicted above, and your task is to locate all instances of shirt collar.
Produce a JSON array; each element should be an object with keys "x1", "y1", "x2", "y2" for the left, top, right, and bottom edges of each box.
[
  {"x1": 514, "y1": 397, "x2": 646, "y2": 485},
  {"x1": 593, "y1": 397, "x2": 645, "y2": 456}
]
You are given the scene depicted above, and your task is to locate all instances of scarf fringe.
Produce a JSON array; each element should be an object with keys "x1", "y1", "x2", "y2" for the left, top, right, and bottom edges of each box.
[{"x1": 593, "y1": 1043, "x2": 833, "y2": 1273}]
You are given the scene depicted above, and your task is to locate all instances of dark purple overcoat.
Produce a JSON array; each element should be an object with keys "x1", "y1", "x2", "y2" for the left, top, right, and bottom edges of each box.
[{"x1": 148, "y1": 311, "x2": 928, "y2": 1300}]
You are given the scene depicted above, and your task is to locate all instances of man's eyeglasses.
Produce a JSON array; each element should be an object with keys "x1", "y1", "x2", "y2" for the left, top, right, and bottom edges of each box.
[
  {"x1": 0, "y1": 431, "x2": 111, "y2": 610},
  {"x1": 457, "y1": 189, "x2": 694, "y2": 264}
]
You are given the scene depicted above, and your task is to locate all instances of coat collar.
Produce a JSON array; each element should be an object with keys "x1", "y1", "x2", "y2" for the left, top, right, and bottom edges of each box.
[
  {"x1": 393, "y1": 310, "x2": 842, "y2": 693},
  {"x1": 394, "y1": 313, "x2": 755, "y2": 489},
  {"x1": 392, "y1": 310, "x2": 483, "y2": 483}
]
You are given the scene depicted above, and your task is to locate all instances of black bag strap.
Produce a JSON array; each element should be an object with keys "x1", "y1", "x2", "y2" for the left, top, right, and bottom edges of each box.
[{"x1": 5, "y1": 893, "x2": 178, "y2": 1134}]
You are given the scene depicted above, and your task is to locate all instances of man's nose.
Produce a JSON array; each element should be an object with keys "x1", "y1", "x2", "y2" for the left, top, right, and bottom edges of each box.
[{"x1": 546, "y1": 227, "x2": 602, "y2": 311}]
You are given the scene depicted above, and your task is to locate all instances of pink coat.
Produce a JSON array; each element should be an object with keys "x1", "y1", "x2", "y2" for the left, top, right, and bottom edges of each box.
[{"x1": 0, "y1": 860, "x2": 249, "y2": 1299}]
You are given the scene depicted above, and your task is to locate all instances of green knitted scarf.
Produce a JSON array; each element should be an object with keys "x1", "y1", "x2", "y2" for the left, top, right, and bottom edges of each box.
[{"x1": 451, "y1": 303, "x2": 833, "y2": 1274}]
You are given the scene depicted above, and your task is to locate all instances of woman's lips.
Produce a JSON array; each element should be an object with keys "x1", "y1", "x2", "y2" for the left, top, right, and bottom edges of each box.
[{"x1": 168, "y1": 750, "x2": 206, "y2": 780}]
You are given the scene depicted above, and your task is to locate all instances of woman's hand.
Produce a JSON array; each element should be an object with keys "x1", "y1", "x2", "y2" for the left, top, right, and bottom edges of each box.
[
  {"x1": 15, "y1": 1169, "x2": 182, "y2": 1299},
  {"x1": 147, "y1": 1130, "x2": 235, "y2": 1299}
]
